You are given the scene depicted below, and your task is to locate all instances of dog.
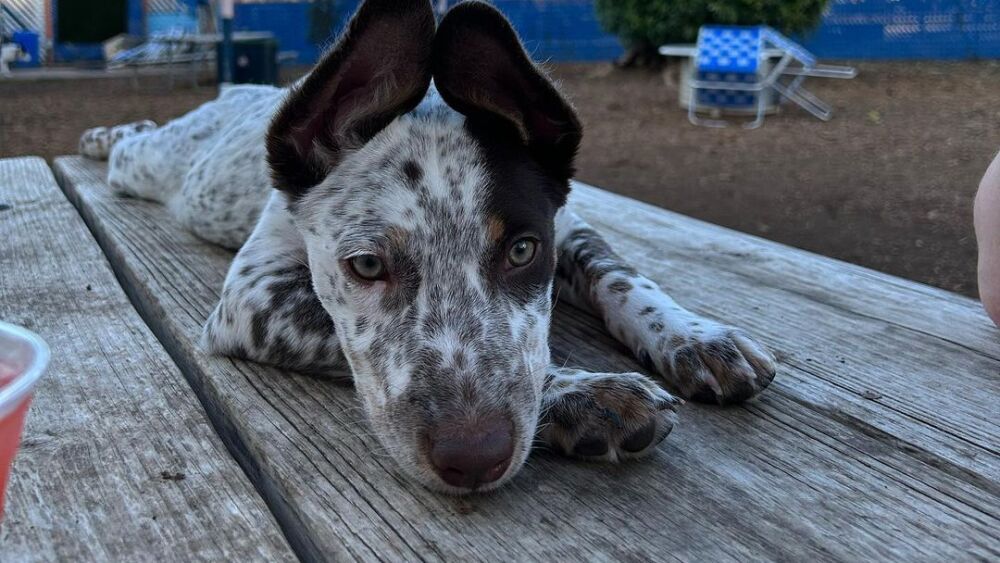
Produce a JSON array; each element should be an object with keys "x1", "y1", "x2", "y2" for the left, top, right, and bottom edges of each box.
[
  {"x1": 79, "y1": 0, "x2": 776, "y2": 494},
  {"x1": 0, "y1": 40, "x2": 29, "y2": 75}
]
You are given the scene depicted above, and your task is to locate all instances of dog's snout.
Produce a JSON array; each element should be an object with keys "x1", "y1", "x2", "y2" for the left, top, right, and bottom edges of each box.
[{"x1": 429, "y1": 416, "x2": 514, "y2": 489}]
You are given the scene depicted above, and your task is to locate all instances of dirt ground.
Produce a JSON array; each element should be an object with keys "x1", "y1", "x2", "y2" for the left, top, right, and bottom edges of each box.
[{"x1": 1, "y1": 61, "x2": 997, "y2": 298}]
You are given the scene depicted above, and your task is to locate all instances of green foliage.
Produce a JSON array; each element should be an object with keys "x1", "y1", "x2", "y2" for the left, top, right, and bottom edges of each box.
[
  {"x1": 595, "y1": 0, "x2": 829, "y2": 48},
  {"x1": 309, "y1": 0, "x2": 339, "y2": 47}
]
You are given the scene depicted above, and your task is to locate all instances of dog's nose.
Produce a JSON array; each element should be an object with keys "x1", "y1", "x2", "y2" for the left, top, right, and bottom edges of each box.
[{"x1": 429, "y1": 416, "x2": 514, "y2": 489}]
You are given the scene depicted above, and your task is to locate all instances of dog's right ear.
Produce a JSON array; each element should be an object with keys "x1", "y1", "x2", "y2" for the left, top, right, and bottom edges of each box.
[{"x1": 267, "y1": 0, "x2": 435, "y2": 198}]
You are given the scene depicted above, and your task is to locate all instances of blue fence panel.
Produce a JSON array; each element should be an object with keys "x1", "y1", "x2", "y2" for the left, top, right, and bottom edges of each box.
[
  {"x1": 235, "y1": 2, "x2": 315, "y2": 63},
  {"x1": 233, "y1": 0, "x2": 1000, "y2": 63},
  {"x1": 801, "y1": 0, "x2": 1000, "y2": 59},
  {"x1": 233, "y1": 0, "x2": 618, "y2": 64},
  {"x1": 492, "y1": 0, "x2": 623, "y2": 61}
]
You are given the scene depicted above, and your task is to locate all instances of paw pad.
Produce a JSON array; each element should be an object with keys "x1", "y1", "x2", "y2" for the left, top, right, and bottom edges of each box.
[
  {"x1": 621, "y1": 420, "x2": 657, "y2": 453},
  {"x1": 541, "y1": 371, "x2": 681, "y2": 461},
  {"x1": 573, "y1": 436, "x2": 609, "y2": 457}
]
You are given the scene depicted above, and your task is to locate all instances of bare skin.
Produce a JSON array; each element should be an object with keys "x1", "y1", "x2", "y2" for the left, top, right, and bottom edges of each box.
[{"x1": 975, "y1": 150, "x2": 1000, "y2": 326}]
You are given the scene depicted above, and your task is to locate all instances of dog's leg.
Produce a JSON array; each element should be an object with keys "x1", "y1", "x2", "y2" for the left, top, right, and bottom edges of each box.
[
  {"x1": 202, "y1": 192, "x2": 347, "y2": 375},
  {"x1": 79, "y1": 120, "x2": 157, "y2": 161},
  {"x1": 554, "y1": 208, "x2": 777, "y2": 405},
  {"x1": 537, "y1": 366, "x2": 681, "y2": 460},
  {"x1": 95, "y1": 87, "x2": 275, "y2": 206}
]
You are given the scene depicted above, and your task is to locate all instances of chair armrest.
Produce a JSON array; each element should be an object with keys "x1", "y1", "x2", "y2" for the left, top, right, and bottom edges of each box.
[
  {"x1": 783, "y1": 65, "x2": 858, "y2": 79},
  {"x1": 658, "y1": 44, "x2": 697, "y2": 57}
]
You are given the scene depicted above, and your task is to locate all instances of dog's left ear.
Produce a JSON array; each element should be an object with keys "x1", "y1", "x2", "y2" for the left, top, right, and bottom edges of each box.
[{"x1": 432, "y1": 1, "x2": 582, "y2": 185}]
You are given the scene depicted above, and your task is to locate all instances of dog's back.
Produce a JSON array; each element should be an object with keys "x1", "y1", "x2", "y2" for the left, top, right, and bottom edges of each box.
[{"x1": 82, "y1": 85, "x2": 285, "y2": 248}]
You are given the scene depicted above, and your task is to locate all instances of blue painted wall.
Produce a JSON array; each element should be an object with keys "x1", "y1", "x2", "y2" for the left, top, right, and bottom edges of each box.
[
  {"x1": 233, "y1": 0, "x2": 1000, "y2": 63},
  {"x1": 234, "y1": 1, "x2": 339, "y2": 63},
  {"x1": 50, "y1": 0, "x2": 1000, "y2": 62},
  {"x1": 232, "y1": 0, "x2": 619, "y2": 63},
  {"x1": 800, "y1": 0, "x2": 1000, "y2": 59},
  {"x1": 483, "y1": 0, "x2": 623, "y2": 61}
]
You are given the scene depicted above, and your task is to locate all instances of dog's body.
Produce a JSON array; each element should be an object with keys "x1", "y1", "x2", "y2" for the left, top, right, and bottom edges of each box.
[
  {"x1": 0, "y1": 41, "x2": 29, "y2": 75},
  {"x1": 81, "y1": 0, "x2": 776, "y2": 494}
]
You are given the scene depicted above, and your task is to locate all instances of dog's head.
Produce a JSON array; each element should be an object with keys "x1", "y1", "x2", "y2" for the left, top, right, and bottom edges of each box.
[{"x1": 266, "y1": 0, "x2": 580, "y2": 493}]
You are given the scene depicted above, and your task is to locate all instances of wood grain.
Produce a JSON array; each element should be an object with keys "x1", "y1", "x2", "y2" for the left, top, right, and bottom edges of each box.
[
  {"x1": 0, "y1": 157, "x2": 293, "y2": 561},
  {"x1": 54, "y1": 156, "x2": 1000, "y2": 562}
]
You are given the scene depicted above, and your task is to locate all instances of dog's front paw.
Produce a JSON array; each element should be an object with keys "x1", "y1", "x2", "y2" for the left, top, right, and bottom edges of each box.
[
  {"x1": 539, "y1": 369, "x2": 681, "y2": 461},
  {"x1": 640, "y1": 321, "x2": 777, "y2": 405},
  {"x1": 79, "y1": 126, "x2": 111, "y2": 160}
]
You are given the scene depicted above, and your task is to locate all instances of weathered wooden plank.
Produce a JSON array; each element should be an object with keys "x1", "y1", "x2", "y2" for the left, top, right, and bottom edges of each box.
[
  {"x1": 0, "y1": 157, "x2": 294, "y2": 561},
  {"x1": 54, "y1": 156, "x2": 1000, "y2": 562}
]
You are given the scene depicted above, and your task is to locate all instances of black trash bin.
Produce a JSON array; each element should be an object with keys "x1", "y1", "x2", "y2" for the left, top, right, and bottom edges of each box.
[{"x1": 217, "y1": 32, "x2": 279, "y2": 85}]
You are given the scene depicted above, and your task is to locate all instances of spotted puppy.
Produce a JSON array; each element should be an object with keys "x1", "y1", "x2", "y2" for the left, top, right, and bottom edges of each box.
[{"x1": 80, "y1": 0, "x2": 776, "y2": 494}]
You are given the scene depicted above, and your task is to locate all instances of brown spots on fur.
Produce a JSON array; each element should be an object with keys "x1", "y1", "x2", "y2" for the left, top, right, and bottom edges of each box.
[
  {"x1": 670, "y1": 335, "x2": 687, "y2": 348},
  {"x1": 487, "y1": 215, "x2": 506, "y2": 242},
  {"x1": 702, "y1": 340, "x2": 742, "y2": 364},
  {"x1": 385, "y1": 226, "x2": 411, "y2": 258},
  {"x1": 592, "y1": 384, "x2": 655, "y2": 427},
  {"x1": 386, "y1": 225, "x2": 410, "y2": 250}
]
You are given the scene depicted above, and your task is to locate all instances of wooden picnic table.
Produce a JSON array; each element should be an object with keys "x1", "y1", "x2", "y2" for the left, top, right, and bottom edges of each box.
[
  {"x1": 1, "y1": 155, "x2": 998, "y2": 561},
  {"x1": 0, "y1": 158, "x2": 293, "y2": 560}
]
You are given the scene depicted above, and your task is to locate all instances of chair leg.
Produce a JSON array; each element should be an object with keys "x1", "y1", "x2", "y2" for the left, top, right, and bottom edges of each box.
[
  {"x1": 688, "y1": 85, "x2": 729, "y2": 128},
  {"x1": 773, "y1": 80, "x2": 832, "y2": 121},
  {"x1": 744, "y1": 90, "x2": 768, "y2": 129}
]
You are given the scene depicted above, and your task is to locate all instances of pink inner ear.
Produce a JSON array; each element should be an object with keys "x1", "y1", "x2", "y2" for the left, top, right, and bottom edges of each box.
[
  {"x1": 526, "y1": 108, "x2": 562, "y2": 146},
  {"x1": 288, "y1": 14, "x2": 428, "y2": 160},
  {"x1": 291, "y1": 59, "x2": 379, "y2": 157}
]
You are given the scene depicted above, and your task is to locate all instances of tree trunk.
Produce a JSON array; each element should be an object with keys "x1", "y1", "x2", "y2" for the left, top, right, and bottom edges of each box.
[{"x1": 615, "y1": 42, "x2": 665, "y2": 69}]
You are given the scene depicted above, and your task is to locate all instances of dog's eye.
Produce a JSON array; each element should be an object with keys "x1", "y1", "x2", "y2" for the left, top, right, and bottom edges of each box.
[
  {"x1": 349, "y1": 254, "x2": 386, "y2": 281},
  {"x1": 508, "y1": 238, "x2": 538, "y2": 268}
]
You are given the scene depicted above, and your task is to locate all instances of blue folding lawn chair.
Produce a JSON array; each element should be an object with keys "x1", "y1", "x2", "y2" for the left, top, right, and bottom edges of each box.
[{"x1": 688, "y1": 25, "x2": 857, "y2": 129}]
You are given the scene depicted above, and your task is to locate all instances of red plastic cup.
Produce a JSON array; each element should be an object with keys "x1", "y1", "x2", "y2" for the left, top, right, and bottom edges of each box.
[{"x1": 0, "y1": 321, "x2": 49, "y2": 517}]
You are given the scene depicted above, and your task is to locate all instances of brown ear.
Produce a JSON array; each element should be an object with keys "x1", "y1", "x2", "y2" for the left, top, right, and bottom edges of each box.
[
  {"x1": 431, "y1": 1, "x2": 582, "y2": 182},
  {"x1": 267, "y1": 0, "x2": 435, "y2": 197}
]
